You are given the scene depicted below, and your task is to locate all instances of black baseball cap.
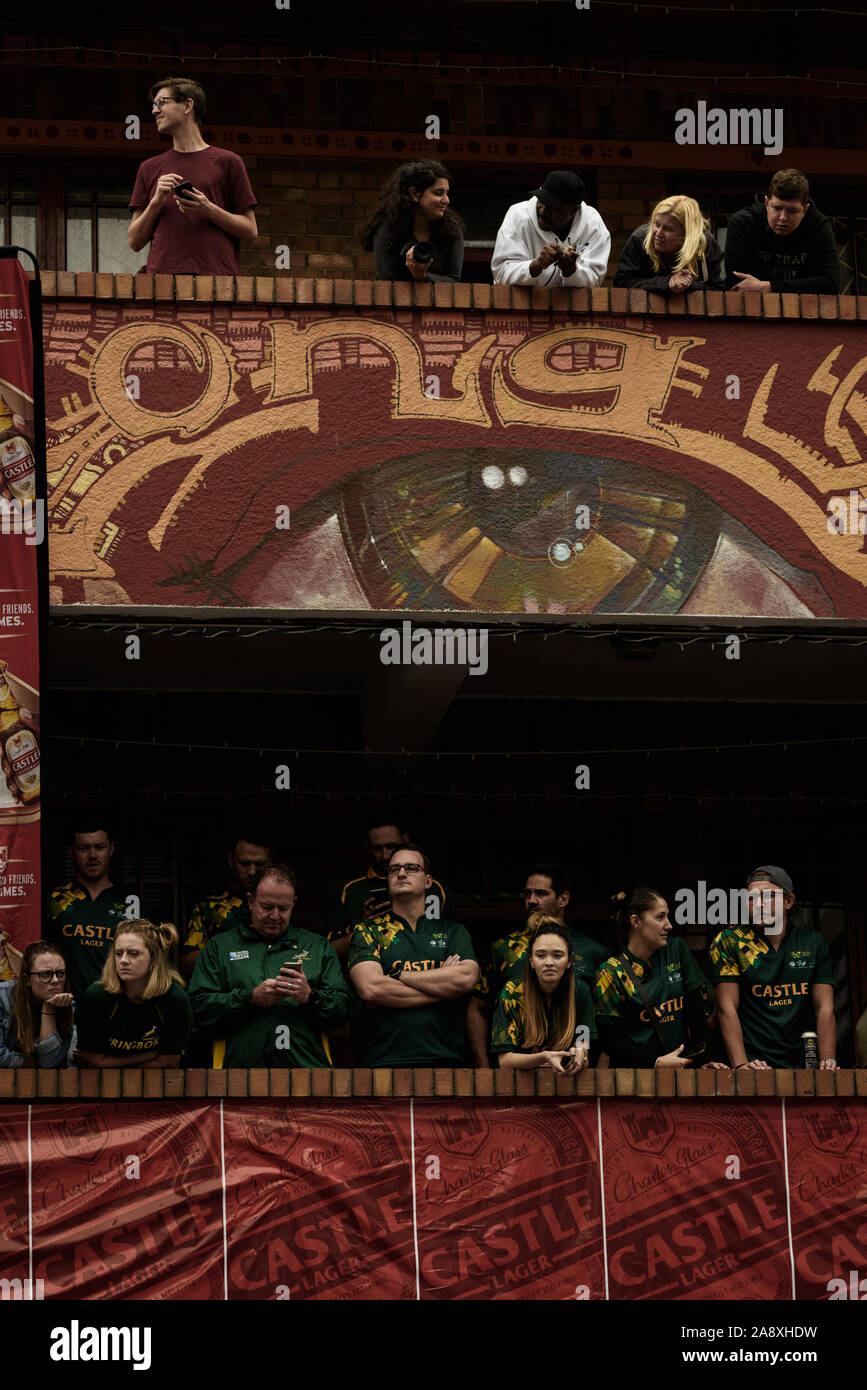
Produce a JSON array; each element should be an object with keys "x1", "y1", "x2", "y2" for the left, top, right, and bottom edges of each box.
[
  {"x1": 747, "y1": 865, "x2": 794, "y2": 895},
  {"x1": 530, "y1": 171, "x2": 586, "y2": 207}
]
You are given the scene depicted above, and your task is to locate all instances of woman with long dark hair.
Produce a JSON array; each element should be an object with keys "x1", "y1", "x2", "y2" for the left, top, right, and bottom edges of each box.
[
  {"x1": 361, "y1": 159, "x2": 465, "y2": 283},
  {"x1": 74, "y1": 918, "x2": 192, "y2": 1068},
  {"x1": 494, "y1": 915, "x2": 595, "y2": 1072},
  {"x1": 595, "y1": 887, "x2": 720, "y2": 1068},
  {"x1": 0, "y1": 940, "x2": 75, "y2": 1066}
]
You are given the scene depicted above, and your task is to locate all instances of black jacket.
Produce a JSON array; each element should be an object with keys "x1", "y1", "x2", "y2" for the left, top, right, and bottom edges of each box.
[
  {"x1": 371, "y1": 220, "x2": 464, "y2": 283},
  {"x1": 723, "y1": 195, "x2": 840, "y2": 293},
  {"x1": 614, "y1": 224, "x2": 725, "y2": 292}
]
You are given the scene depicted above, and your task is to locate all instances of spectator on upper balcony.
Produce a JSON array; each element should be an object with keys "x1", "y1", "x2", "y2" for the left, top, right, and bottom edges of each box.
[
  {"x1": 0, "y1": 941, "x2": 76, "y2": 1068},
  {"x1": 128, "y1": 77, "x2": 258, "y2": 275},
  {"x1": 724, "y1": 169, "x2": 840, "y2": 296},
  {"x1": 361, "y1": 160, "x2": 465, "y2": 284},
  {"x1": 614, "y1": 196, "x2": 725, "y2": 295},
  {"x1": 491, "y1": 171, "x2": 610, "y2": 288}
]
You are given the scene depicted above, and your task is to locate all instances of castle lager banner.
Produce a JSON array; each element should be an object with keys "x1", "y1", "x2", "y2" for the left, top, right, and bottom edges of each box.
[
  {"x1": 43, "y1": 302, "x2": 867, "y2": 618},
  {"x1": 0, "y1": 1098, "x2": 864, "y2": 1300},
  {"x1": 0, "y1": 258, "x2": 41, "y2": 975}
]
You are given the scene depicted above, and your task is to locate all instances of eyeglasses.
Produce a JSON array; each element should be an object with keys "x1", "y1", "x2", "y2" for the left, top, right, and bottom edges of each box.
[
  {"x1": 387, "y1": 863, "x2": 424, "y2": 876},
  {"x1": 152, "y1": 97, "x2": 180, "y2": 109},
  {"x1": 27, "y1": 969, "x2": 66, "y2": 983}
]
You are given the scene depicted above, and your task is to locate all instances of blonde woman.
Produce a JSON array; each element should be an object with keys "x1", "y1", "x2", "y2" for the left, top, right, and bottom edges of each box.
[
  {"x1": 614, "y1": 195, "x2": 724, "y2": 293},
  {"x1": 494, "y1": 915, "x2": 595, "y2": 1073},
  {"x1": 74, "y1": 918, "x2": 191, "y2": 1068}
]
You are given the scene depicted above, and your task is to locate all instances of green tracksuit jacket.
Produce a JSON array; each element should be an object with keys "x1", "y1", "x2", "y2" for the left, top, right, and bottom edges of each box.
[{"x1": 188, "y1": 919, "x2": 349, "y2": 1067}]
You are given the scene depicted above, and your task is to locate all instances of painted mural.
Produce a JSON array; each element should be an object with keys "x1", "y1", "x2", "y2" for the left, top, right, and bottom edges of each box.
[{"x1": 42, "y1": 303, "x2": 867, "y2": 617}]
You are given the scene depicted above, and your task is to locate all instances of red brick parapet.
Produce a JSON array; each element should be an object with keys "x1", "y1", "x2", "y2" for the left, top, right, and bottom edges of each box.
[
  {"x1": 1, "y1": 1067, "x2": 863, "y2": 1101},
  {"x1": 38, "y1": 273, "x2": 867, "y2": 322}
]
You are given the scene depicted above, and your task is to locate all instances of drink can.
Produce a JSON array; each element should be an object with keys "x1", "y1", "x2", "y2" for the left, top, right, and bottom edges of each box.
[{"x1": 802, "y1": 1032, "x2": 819, "y2": 1069}]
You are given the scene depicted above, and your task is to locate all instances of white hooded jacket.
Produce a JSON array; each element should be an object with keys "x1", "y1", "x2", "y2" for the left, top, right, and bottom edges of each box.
[{"x1": 491, "y1": 197, "x2": 611, "y2": 288}]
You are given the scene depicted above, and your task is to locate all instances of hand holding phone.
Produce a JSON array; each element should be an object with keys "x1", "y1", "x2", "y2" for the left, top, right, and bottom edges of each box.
[{"x1": 174, "y1": 181, "x2": 195, "y2": 200}]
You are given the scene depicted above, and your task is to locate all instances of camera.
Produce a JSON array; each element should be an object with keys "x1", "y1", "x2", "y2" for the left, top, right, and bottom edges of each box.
[{"x1": 401, "y1": 241, "x2": 434, "y2": 265}]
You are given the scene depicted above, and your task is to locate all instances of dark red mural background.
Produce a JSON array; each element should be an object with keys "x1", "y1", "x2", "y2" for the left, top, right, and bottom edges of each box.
[
  {"x1": 1, "y1": 1098, "x2": 865, "y2": 1300},
  {"x1": 43, "y1": 305, "x2": 867, "y2": 619}
]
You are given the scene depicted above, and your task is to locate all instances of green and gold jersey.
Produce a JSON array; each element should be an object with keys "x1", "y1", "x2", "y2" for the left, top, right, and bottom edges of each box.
[
  {"x1": 76, "y1": 981, "x2": 192, "y2": 1058},
  {"x1": 594, "y1": 937, "x2": 712, "y2": 1056},
  {"x1": 709, "y1": 923, "x2": 834, "y2": 1068},
  {"x1": 475, "y1": 927, "x2": 606, "y2": 1002},
  {"x1": 491, "y1": 975, "x2": 597, "y2": 1054},
  {"x1": 329, "y1": 870, "x2": 449, "y2": 944},
  {"x1": 46, "y1": 881, "x2": 130, "y2": 1001},
  {"x1": 348, "y1": 912, "x2": 476, "y2": 1066},
  {"x1": 182, "y1": 889, "x2": 245, "y2": 954}
]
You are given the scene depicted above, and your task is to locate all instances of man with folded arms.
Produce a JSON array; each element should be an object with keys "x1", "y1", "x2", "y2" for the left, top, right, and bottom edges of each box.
[{"x1": 349, "y1": 844, "x2": 477, "y2": 1067}]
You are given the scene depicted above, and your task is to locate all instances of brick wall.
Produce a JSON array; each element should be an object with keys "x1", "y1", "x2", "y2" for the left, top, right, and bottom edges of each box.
[
  {"x1": 237, "y1": 159, "x2": 669, "y2": 281},
  {"x1": 1, "y1": 1066, "x2": 863, "y2": 1101}
]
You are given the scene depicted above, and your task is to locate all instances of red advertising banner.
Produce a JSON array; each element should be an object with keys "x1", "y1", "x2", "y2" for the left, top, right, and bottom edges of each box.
[
  {"x1": 223, "y1": 1102, "x2": 416, "y2": 1300},
  {"x1": 787, "y1": 1101, "x2": 867, "y2": 1300},
  {"x1": 603, "y1": 1100, "x2": 792, "y2": 1300},
  {"x1": 1, "y1": 1098, "x2": 865, "y2": 1301},
  {"x1": 0, "y1": 257, "x2": 41, "y2": 975},
  {"x1": 413, "y1": 1099, "x2": 604, "y2": 1300}
]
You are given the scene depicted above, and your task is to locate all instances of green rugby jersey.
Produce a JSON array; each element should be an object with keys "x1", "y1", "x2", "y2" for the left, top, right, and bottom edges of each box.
[
  {"x1": 76, "y1": 981, "x2": 192, "y2": 1058},
  {"x1": 594, "y1": 937, "x2": 712, "y2": 1057},
  {"x1": 188, "y1": 919, "x2": 349, "y2": 1067},
  {"x1": 329, "y1": 870, "x2": 449, "y2": 944},
  {"x1": 491, "y1": 975, "x2": 597, "y2": 1053},
  {"x1": 46, "y1": 881, "x2": 130, "y2": 1001},
  {"x1": 475, "y1": 927, "x2": 606, "y2": 1002},
  {"x1": 182, "y1": 888, "x2": 245, "y2": 953},
  {"x1": 348, "y1": 912, "x2": 476, "y2": 1065},
  {"x1": 709, "y1": 923, "x2": 834, "y2": 1067}
]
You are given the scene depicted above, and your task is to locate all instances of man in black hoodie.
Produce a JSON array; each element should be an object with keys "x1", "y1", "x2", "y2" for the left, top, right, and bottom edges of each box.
[{"x1": 725, "y1": 169, "x2": 840, "y2": 295}]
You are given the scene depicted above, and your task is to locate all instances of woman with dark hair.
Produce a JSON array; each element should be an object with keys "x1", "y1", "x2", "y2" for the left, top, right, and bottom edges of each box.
[
  {"x1": 74, "y1": 918, "x2": 192, "y2": 1069},
  {"x1": 595, "y1": 888, "x2": 720, "y2": 1069},
  {"x1": 0, "y1": 940, "x2": 75, "y2": 1067},
  {"x1": 361, "y1": 159, "x2": 465, "y2": 283},
  {"x1": 494, "y1": 915, "x2": 596, "y2": 1072}
]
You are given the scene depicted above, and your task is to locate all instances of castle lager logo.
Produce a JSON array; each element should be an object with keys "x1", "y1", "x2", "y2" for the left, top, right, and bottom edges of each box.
[{"x1": 618, "y1": 1107, "x2": 677, "y2": 1158}]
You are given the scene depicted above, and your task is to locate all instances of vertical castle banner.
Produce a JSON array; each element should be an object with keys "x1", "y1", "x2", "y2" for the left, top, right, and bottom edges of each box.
[{"x1": 0, "y1": 256, "x2": 42, "y2": 976}]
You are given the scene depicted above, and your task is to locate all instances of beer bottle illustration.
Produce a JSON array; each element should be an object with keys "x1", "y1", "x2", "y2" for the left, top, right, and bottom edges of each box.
[
  {"x1": 0, "y1": 660, "x2": 40, "y2": 806},
  {"x1": 0, "y1": 398, "x2": 36, "y2": 503}
]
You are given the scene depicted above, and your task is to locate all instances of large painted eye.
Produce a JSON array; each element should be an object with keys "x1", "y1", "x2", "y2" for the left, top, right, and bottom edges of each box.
[{"x1": 334, "y1": 447, "x2": 719, "y2": 615}]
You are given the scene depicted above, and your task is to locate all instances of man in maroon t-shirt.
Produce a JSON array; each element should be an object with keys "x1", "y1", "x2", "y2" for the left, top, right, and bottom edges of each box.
[{"x1": 129, "y1": 77, "x2": 258, "y2": 275}]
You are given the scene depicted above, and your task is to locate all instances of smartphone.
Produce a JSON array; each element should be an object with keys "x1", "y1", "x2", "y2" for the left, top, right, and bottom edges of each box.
[
  {"x1": 682, "y1": 1043, "x2": 707, "y2": 1061},
  {"x1": 174, "y1": 180, "x2": 194, "y2": 199},
  {"x1": 280, "y1": 958, "x2": 304, "y2": 971},
  {"x1": 367, "y1": 885, "x2": 390, "y2": 908}
]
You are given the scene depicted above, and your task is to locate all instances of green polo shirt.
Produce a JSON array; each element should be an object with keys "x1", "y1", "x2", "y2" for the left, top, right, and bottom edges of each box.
[
  {"x1": 709, "y1": 923, "x2": 834, "y2": 1068},
  {"x1": 491, "y1": 976, "x2": 597, "y2": 1053},
  {"x1": 594, "y1": 938, "x2": 712, "y2": 1056},
  {"x1": 329, "y1": 870, "x2": 449, "y2": 944},
  {"x1": 182, "y1": 888, "x2": 245, "y2": 954},
  {"x1": 188, "y1": 919, "x2": 349, "y2": 1068},
  {"x1": 475, "y1": 927, "x2": 607, "y2": 1002},
  {"x1": 76, "y1": 981, "x2": 192, "y2": 1058},
  {"x1": 46, "y1": 881, "x2": 130, "y2": 1001},
  {"x1": 348, "y1": 912, "x2": 476, "y2": 1066}
]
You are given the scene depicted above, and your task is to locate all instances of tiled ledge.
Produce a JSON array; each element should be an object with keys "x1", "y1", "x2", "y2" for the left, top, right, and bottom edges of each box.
[
  {"x1": 39, "y1": 273, "x2": 867, "y2": 321},
  {"x1": 0, "y1": 1067, "x2": 863, "y2": 1101}
]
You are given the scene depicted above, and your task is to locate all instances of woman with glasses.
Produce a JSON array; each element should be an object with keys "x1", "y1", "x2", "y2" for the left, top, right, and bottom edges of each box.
[
  {"x1": 0, "y1": 940, "x2": 76, "y2": 1067},
  {"x1": 74, "y1": 918, "x2": 192, "y2": 1069}
]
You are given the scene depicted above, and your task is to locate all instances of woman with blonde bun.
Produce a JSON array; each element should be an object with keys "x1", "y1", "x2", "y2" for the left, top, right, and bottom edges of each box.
[{"x1": 74, "y1": 919, "x2": 192, "y2": 1068}]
